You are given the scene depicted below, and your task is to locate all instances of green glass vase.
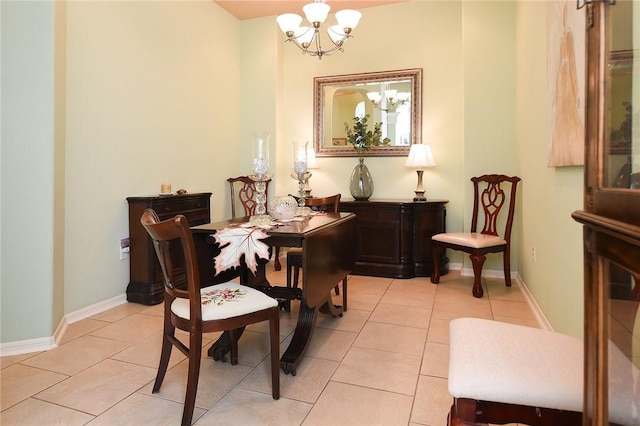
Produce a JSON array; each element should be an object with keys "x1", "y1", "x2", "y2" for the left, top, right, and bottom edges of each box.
[{"x1": 349, "y1": 157, "x2": 374, "y2": 200}]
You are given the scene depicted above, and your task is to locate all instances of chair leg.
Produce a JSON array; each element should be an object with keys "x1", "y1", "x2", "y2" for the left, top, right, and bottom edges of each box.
[
  {"x1": 229, "y1": 328, "x2": 240, "y2": 365},
  {"x1": 274, "y1": 247, "x2": 281, "y2": 271},
  {"x1": 469, "y1": 254, "x2": 486, "y2": 298},
  {"x1": 286, "y1": 260, "x2": 292, "y2": 289},
  {"x1": 153, "y1": 304, "x2": 174, "y2": 393},
  {"x1": 341, "y1": 277, "x2": 347, "y2": 311},
  {"x1": 269, "y1": 309, "x2": 280, "y2": 400},
  {"x1": 153, "y1": 332, "x2": 173, "y2": 393},
  {"x1": 284, "y1": 261, "x2": 294, "y2": 313},
  {"x1": 503, "y1": 249, "x2": 512, "y2": 287},
  {"x1": 431, "y1": 244, "x2": 442, "y2": 283},
  {"x1": 292, "y1": 265, "x2": 300, "y2": 289},
  {"x1": 182, "y1": 332, "x2": 203, "y2": 426}
]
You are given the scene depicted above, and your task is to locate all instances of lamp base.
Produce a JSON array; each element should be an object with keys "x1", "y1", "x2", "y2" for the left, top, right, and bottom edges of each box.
[{"x1": 412, "y1": 170, "x2": 427, "y2": 203}]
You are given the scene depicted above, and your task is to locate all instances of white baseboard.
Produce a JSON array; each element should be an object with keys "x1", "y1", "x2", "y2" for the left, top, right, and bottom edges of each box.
[
  {"x1": 515, "y1": 273, "x2": 553, "y2": 331},
  {"x1": 453, "y1": 265, "x2": 550, "y2": 330},
  {"x1": 0, "y1": 336, "x2": 58, "y2": 357},
  {"x1": 0, "y1": 293, "x2": 128, "y2": 357},
  {"x1": 64, "y1": 293, "x2": 127, "y2": 324}
]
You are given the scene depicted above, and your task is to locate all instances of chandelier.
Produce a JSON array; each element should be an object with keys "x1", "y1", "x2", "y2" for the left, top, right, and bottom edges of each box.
[
  {"x1": 367, "y1": 83, "x2": 410, "y2": 112},
  {"x1": 276, "y1": 0, "x2": 362, "y2": 60}
]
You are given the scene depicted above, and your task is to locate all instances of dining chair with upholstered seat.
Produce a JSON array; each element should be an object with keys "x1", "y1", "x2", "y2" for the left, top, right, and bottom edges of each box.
[
  {"x1": 140, "y1": 209, "x2": 280, "y2": 426},
  {"x1": 286, "y1": 194, "x2": 346, "y2": 311},
  {"x1": 430, "y1": 174, "x2": 521, "y2": 298},
  {"x1": 227, "y1": 176, "x2": 282, "y2": 270}
]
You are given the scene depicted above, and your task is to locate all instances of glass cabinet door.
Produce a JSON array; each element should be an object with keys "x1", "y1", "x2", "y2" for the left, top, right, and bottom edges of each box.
[
  {"x1": 577, "y1": 0, "x2": 640, "y2": 424},
  {"x1": 604, "y1": 260, "x2": 639, "y2": 425},
  {"x1": 604, "y1": 8, "x2": 640, "y2": 424},
  {"x1": 604, "y1": 2, "x2": 639, "y2": 191}
]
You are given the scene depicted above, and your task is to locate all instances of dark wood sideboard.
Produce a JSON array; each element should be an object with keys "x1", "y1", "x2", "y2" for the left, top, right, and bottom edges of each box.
[
  {"x1": 126, "y1": 192, "x2": 212, "y2": 305},
  {"x1": 340, "y1": 199, "x2": 449, "y2": 279}
]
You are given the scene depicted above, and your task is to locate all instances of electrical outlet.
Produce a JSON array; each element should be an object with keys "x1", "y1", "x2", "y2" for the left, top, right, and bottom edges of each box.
[
  {"x1": 532, "y1": 247, "x2": 537, "y2": 264},
  {"x1": 120, "y1": 237, "x2": 130, "y2": 260}
]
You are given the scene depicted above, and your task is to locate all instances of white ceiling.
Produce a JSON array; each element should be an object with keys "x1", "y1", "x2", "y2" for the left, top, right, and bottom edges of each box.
[{"x1": 214, "y1": 0, "x2": 407, "y2": 21}]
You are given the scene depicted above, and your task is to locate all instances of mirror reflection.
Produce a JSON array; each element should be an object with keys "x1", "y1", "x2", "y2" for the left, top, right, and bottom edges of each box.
[{"x1": 314, "y1": 69, "x2": 422, "y2": 157}]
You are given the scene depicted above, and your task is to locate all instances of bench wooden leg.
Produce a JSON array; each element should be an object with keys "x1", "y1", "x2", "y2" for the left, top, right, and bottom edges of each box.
[{"x1": 449, "y1": 398, "x2": 478, "y2": 426}]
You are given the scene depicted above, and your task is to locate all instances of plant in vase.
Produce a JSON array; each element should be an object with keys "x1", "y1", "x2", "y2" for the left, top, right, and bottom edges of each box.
[{"x1": 344, "y1": 115, "x2": 382, "y2": 200}]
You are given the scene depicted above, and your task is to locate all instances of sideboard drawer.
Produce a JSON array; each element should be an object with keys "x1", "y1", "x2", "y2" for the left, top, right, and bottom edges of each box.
[
  {"x1": 351, "y1": 207, "x2": 399, "y2": 222},
  {"x1": 152, "y1": 197, "x2": 210, "y2": 216}
]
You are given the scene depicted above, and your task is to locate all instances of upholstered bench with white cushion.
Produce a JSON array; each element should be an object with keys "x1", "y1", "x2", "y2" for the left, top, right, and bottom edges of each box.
[{"x1": 448, "y1": 318, "x2": 638, "y2": 426}]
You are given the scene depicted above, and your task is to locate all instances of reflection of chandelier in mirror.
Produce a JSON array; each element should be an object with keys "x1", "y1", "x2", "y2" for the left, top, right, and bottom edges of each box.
[
  {"x1": 276, "y1": 0, "x2": 362, "y2": 60},
  {"x1": 367, "y1": 84, "x2": 410, "y2": 112}
]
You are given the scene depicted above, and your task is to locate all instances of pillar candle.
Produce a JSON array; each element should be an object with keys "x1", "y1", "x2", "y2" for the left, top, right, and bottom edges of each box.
[{"x1": 160, "y1": 182, "x2": 172, "y2": 194}]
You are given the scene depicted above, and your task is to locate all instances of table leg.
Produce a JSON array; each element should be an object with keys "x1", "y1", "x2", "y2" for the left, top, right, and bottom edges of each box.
[
  {"x1": 280, "y1": 292, "x2": 343, "y2": 376},
  {"x1": 207, "y1": 327, "x2": 245, "y2": 362}
]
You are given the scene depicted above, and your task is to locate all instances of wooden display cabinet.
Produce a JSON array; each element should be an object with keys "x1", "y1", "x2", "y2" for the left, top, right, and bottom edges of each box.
[{"x1": 572, "y1": 2, "x2": 639, "y2": 424}]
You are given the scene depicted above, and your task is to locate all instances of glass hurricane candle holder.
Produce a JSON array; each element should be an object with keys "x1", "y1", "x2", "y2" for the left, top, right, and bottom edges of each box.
[
  {"x1": 291, "y1": 141, "x2": 311, "y2": 215},
  {"x1": 250, "y1": 133, "x2": 273, "y2": 225}
]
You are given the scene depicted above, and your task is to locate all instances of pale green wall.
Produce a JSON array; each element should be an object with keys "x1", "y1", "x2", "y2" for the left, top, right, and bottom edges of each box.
[
  {"x1": 1, "y1": 1, "x2": 58, "y2": 342},
  {"x1": 1, "y1": 0, "x2": 587, "y2": 346},
  {"x1": 63, "y1": 0, "x2": 242, "y2": 312},
  {"x1": 515, "y1": 0, "x2": 584, "y2": 337}
]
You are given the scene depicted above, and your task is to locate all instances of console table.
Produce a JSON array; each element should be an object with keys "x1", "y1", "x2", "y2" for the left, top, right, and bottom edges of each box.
[
  {"x1": 126, "y1": 192, "x2": 212, "y2": 305},
  {"x1": 340, "y1": 199, "x2": 449, "y2": 278}
]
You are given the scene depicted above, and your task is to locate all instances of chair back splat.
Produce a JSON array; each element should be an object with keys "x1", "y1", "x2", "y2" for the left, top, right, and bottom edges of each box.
[
  {"x1": 471, "y1": 175, "x2": 519, "y2": 239},
  {"x1": 227, "y1": 176, "x2": 271, "y2": 219},
  {"x1": 140, "y1": 209, "x2": 280, "y2": 426},
  {"x1": 431, "y1": 174, "x2": 521, "y2": 298},
  {"x1": 227, "y1": 176, "x2": 282, "y2": 271}
]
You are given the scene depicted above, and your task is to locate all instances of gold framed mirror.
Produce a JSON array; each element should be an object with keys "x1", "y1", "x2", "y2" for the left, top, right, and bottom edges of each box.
[{"x1": 314, "y1": 68, "x2": 422, "y2": 157}]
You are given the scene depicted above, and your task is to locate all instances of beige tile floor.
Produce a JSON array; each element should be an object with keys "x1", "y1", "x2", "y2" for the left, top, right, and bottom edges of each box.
[{"x1": 1, "y1": 266, "x2": 539, "y2": 426}]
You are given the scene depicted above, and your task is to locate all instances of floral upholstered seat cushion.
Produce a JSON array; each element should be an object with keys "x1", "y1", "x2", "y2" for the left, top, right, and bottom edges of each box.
[{"x1": 171, "y1": 282, "x2": 278, "y2": 321}]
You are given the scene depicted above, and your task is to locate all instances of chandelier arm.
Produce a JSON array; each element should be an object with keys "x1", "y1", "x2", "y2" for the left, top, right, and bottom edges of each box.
[{"x1": 287, "y1": 34, "x2": 348, "y2": 58}]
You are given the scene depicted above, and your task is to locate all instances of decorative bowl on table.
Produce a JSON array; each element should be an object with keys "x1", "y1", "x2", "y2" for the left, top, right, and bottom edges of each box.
[{"x1": 269, "y1": 196, "x2": 298, "y2": 220}]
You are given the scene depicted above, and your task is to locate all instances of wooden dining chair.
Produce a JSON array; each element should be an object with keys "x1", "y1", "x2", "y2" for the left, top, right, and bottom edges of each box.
[
  {"x1": 286, "y1": 194, "x2": 346, "y2": 311},
  {"x1": 140, "y1": 209, "x2": 280, "y2": 426},
  {"x1": 431, "y1": 174, "x2": 521, "y2": 298},
  {"x1": 227, "y1": 176, "x2": 282, "y2": 270}
]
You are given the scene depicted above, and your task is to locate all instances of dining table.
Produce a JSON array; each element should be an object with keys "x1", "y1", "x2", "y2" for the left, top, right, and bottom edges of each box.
[{"x1": 190, "y1": 212, "x2": 356, "y2": 375}]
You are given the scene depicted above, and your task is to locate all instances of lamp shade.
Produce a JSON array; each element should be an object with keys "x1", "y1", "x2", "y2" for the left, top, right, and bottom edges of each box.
[
  {"x1": 405, "y1": 144, "x2": 436, "y2": 168},
  {"x1": 335, "y1": 9, "x2": 362, "y2": 30},
  {"x1": 303, "y1": 1, "x2": 330, "y2": 24},
  {"x1": 276, "y1": 13, "x2": 302, "y2": 33}
]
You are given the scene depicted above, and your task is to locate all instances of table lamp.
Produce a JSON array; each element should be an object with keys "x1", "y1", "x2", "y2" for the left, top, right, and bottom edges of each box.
[
  {"x1": 405, "y1": 144, "x2": 436, "y2": 202},
  {"x1": 304, "y1": 147, "x2": 318, "y2": 197}
]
